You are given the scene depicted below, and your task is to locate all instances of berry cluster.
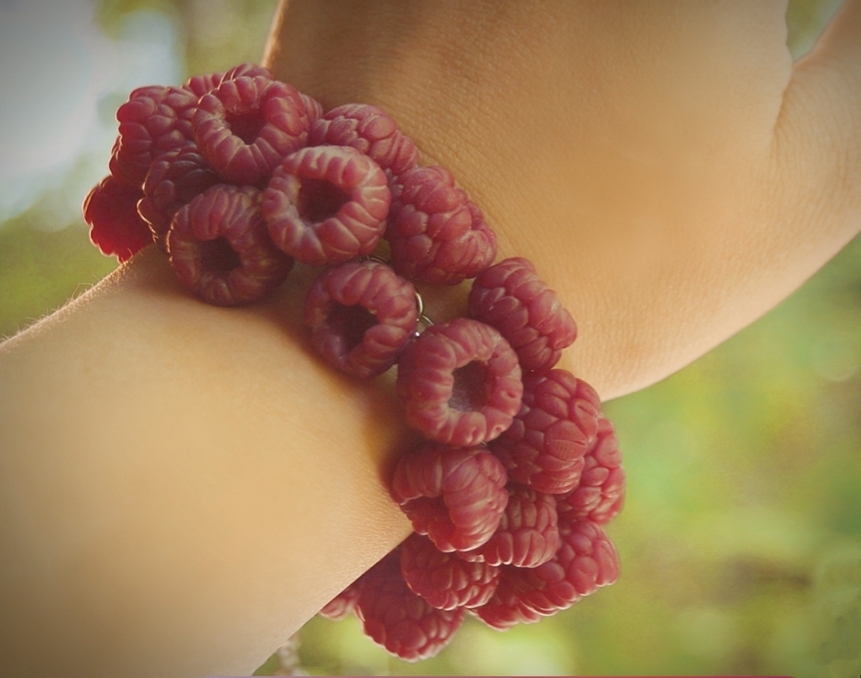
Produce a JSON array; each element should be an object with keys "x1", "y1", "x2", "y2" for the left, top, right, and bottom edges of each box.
[{"x1": 84, "y1": 63, "x2": 625, "y2": 662}]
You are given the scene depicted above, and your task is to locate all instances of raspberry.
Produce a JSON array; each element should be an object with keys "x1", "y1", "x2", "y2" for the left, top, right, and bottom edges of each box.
[
  {"x1": 490, "y1": 370, "x2": 602, "y2": 495},
  {"x1": 391, "y1": 441, "x2": 509, "y2": 553},
  {"x1": 386, "y1": 165, "x2": 497, "y2": 285},
  {"x1": 167, "y1": 184, "x2": 293, "y2": 306},
  {"x1": 461, "y1": 483, "x2": 560, "y2": 568},
  {"x1": 299, "y1": 93, "x2": 324, "y2": 126},
  {"x1": 561, "y1": 417, "x2": 625, "y2": 525},
  {"x1": 468, "y1": 257, "x2": 577, "y2": 374},
  {"x1": 183, "y1": 63, "x2": 273, "y2": 98},
  {"x1": 82, "y1": 175, "x2": 153, "y2": 262},
  {"x1": 110, "y1": 85, "x2": 198, "y2": 187},
  {"x1": 263, "y1": 145, "x2": 390, "y2": 266},
  {"x1": 472, "y1": 515, "x2": 620, "y2": 630},
  {"x1": 355, "y1": 548, "x2": 465, "y2": 661},
  {"x1": 193, "y1": 75, "x2": 310, "y2": 185},
  {"x1": 304, "y1": 260, "x2": 418, "y2": 378},
  {"x1": 395, "y1": 318, "x2": 523, "y2": 446},
  {"x1": 308, "y1": 103, "x2": 419, "y2": 179},
  {"x1": 137, "y1": 146, "x2": 220, "y2": 247},
  {"x1": 318, "y1": 580, "x2": 362, "y2": 621},
  {"x1": 400, "y1": 533, "x2": 500, "y2": 610}
]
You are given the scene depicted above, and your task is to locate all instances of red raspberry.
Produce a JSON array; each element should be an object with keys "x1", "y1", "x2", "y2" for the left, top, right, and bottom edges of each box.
[
  {"x1": 193, "y1": 75, "x2": 310, "y2": 185},
  {"x1": 137, "y1": 146, "x2": 220, "y2": 247},
  {"x1": 300, "y1": 93, "x2": 324, "y2": 125},
  {"x1": 82, "y1": 175, "x2": 153, "y2": 262},
  {"x1": 110, "y1": 85, "x2": 198, "y2": 187},
  {"x1": 308, "y1": 103, "x2": 419, "y2": 179},
  {"x1": 561, "y1": 417, "x2": 625, "y2": 525},
  {"x1": 304, "y1": 260, "x2": 418, "y2": 378},
  {"x1": 167, "y1": 184, "x2": 293, "y2": 306},
  {"x1": 355, "y1": 548, "x2": 464, "y2": 661},
  {"x1": 263, "y1": 145, "x2": 390, "y2": 266},
  {"x1": 183, "y1": 63, "x2": 273, "y2": 98},
  {"x1": 490, "y1": 370, "x2": 602, "y2": 495},
  {"x1": 318, "y1": 580, "x2": 362, "y2": 621},
  {"x1": 391, "y1": 441, "x2": 509, "y2": 553},
  {"x1": 469, "y1": 257, "x2": 577, "y2": 374},
  {"x1": 386, "y1": 165, "x2": 497, "y2": 285},
  {"x1": 401, "y1": 533, "x2": 500, "y2": 610},
  {"x1": 472, "y1": 515, "x2": 620, "y2": 630},
  {"x1": 395, "y1": 318, "x2": 523, "y2": 446},
  {"x1": 461, "y1": 484, "x2": 559, "y2": 568}
]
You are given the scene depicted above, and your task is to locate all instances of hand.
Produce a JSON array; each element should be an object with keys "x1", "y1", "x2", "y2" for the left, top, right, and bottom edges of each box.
[{"x1": 267, "y1": 0, "x2": 861, "y2": 399}]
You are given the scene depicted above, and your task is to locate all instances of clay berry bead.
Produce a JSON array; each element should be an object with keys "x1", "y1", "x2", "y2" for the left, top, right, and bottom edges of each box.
[
  {"x1": 263, "y1": 145, "x2": 391, "y2": 266},
  {"x1": 304, "y1": 260, "x2": 418, "y2": 378},
  {"x1": 390, "y1": 441, "x2": 509, "y2": 553},
  {"x1": 167, "y1": 184, "x2": 293, "y2": 306},
  {"x1": 396, "y1": 318, "x2": 523, "y2": 446},
  {"x1": 386, "y1": 165, "x2": 497, "y2": 285},
  {"x1": 469, "y1": 257, "x2": 577, "y2": 374},
  {"x1": 83, "y1": 175, "x2": 154, "y2": 262},
  {"x1": 490, "y1": 369, "x2": 603, "y2": 495}
]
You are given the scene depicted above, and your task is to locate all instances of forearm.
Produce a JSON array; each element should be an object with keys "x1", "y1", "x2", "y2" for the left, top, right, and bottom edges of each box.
[{"x1": 0, "y1": 249, "x2": 411, "y2": 677}]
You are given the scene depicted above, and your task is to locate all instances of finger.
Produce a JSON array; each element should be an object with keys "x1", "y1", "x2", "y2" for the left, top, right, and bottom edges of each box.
[{"x1": 772, "y1": 0, "x2": 861, "y2": 253}]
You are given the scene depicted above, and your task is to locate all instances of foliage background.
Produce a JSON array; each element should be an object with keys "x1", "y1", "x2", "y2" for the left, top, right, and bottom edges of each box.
[{"x1": 1, "y1": 0, "x2": 859, "y2": 675}]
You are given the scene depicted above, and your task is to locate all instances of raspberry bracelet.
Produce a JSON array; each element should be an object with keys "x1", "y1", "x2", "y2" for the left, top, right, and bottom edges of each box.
[{"x1": 83, "y1": 63, "x2": 626, "y2": 662}]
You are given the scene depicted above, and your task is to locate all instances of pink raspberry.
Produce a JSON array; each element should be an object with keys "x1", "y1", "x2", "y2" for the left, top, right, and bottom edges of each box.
[
  {"x1": 400, "y1": 533, "x2": 500, "y2": 610},
  {"x1": 472, "y1": 515, "x2": 620, "y2": 630},
  {"x1": 263, "y1": 145, "x2": 390, "y2": 266},
  {"x1": 82, "y1": 175, "x2": 153, "y2": 262},
  {"x1": 355, "y1": 548, "x2": 464, "y2": 661},
  {"x1": 137, "y1": 146, "x2": 220, "y2": 247},
  {"x1": 183, "y1": 63, "x2": 273, "y2": 98},
  {"x1": 386, "y1": 165, "x2": 497, "y2": 285},
  {"x1": 468, "y1": 257, "x2": 577, "y2": 374},
  {"x1": 391, "y1": 441, "x2": 509, "y2": 553},
  {"x1": 309, "y1": 103, "x2": 419, "y2": 179},
  {"x1": 490, "y1": 370, "x2": 603, "y2": 495},
  {"x1": 395, "y1": 318, "x2": 523, "y2": 446},
  {"x1": 193, "y1": 75, "x2": 310, "y2": 185},
  {"x1": 167, "y1": 184, "x2": 293, "y2": 306},
  {"x1": 109, "y1": 85, "x2": 198, "y2": 188},
  {"x1": 561, "y1": 417, "x2": 625, "y2": 525},
  {"x1": 461, "y1": 484, "x2": 560, "y2": 568},
  {"x1": 318, "y1": 580, "x2": 362, "y2": 621},
  {"x1": 299, "y1": 93, "x2": 324, "y2": 125},
  {"x1": 304, "y1": 260, "x2": 418, "y2": 378}
]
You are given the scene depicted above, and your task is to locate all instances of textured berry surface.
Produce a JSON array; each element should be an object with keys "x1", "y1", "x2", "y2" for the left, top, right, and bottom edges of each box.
[
  {"x1": 110, "y1": 85, "x2": 198, "y2": 187},
  {"x1": 304, "y1": 260, "x2": 418, "y2": 377},
  {"x1": 469, "y1": 257, "x2": 577, "y2": 374},
  {"x1": 83, "y1": 175, "x2": 153, "y2": 262},
  {"x1": 396, "y1": 318, "x2": 523, "y2": 446},
  {"x1": 386, "y1": 165, "x2": 497, "y2": 285},
  {"x1": 138, "y1": 146, "x2": 220, "y2": 246},
  {"x1": 309, "y1": 103, "x2": 419, "y2": 178},
  {"x1": 561, "y1": 417, "x2": 625, "y2": 524},
  {"x1": 318, "y1": 580, "x2": 362, "y2": 621},
  {"x1": 263, "y1": 145, "x2": 390, "y2": 266},
  {"x1": 193, "y1": 75, "x2": 309, "y2": 185},
  {"x1": 300, "y1": 93, "x2": 324, "y2": 125},
  {"x1": 401, "y1": 533, "x2": 500, "y2": 610},
  {"x1": 355, "y1": 548, "x2": 465, "y2": 661},
  {"x1": 490, "y1": 370, "x2": 602, "y2": 495},
  {"x1": 473, "y1": 515, "x2": 620, "y2": 630},
  {"x1": 462, "y1": 483, "x2": 560, "y2": 568},
  {"x1": 167, "y1": 184, "x2": 293, "y2": 305},
  {"x1": 391, "y1": 441, "x2": 509, "y2": 553}
]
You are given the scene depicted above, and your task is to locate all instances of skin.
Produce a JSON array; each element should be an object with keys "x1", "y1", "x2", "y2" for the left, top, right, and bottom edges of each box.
[{"x1": 0, "y1": 1, "x2": 859, "y2": 676}]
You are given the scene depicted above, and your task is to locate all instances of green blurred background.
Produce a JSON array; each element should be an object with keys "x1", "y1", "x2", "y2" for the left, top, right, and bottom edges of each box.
[{"x1": 1, "y1": 1, "x2": 859, "y2": 675}]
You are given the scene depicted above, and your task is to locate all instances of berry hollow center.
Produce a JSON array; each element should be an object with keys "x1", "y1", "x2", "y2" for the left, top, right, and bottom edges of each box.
[
  {"x1": 226, "y1": 110, "x2": 266, "y2": 144},
  {"x1": 329, "y1": 303, "x2": 378, "y2": 350},
  {"x1": 200, "y1": 236, "x2": 241, "y2": 274},
  {"x1": 449, "y1": 361, "x2": 491, "y2": 412},
  {"x1": 297, "y1": 178, "x2": 350, "y2": 223}
]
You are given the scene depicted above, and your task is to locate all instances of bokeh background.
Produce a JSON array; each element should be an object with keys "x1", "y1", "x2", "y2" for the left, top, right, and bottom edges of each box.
[{"x1": 1, "y1": 0, "x2": 860, "y2": 675}]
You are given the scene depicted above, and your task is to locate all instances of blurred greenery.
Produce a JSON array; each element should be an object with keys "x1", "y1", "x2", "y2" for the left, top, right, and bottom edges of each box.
[{"x1": 1, "y1": 0, "x2": 859, "y2": 675}]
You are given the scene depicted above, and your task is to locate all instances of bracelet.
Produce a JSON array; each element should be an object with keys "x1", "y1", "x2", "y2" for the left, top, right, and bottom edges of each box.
[{"x1": 83, "y1": 62, "x2": 626, "y2": 662}]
